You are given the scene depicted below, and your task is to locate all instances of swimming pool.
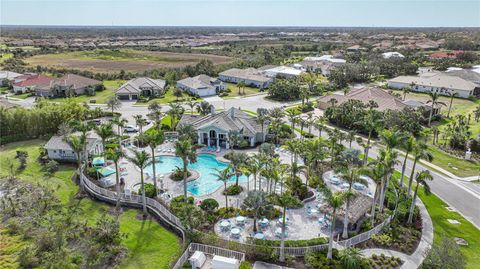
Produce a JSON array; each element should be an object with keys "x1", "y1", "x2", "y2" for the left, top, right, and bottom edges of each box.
[{"x1": 144, "y1": 154, "x2": 248, "y2": 196}]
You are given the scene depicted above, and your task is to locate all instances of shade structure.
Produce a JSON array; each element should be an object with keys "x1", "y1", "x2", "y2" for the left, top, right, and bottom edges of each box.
[
  {"x1": 92, "y1": 157, "x2": 105, "y2": 166},
  {"x1": 98, "y1": 166, "x2": 116, "y2": 177}
]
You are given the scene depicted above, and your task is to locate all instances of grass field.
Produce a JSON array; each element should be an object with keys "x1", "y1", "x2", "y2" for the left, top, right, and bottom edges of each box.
[
  {"x1": 49, "y1": 79, "x2": 124, "y2": 104},
  {"x1": 221, "y1": 82, "x2": 260, "y2": 98},
  {"x1": 392, "y1": 169, "x2": 479, "y2": 268},
  {"x1": 0, "y1": 140, "x2": 181, "y2": 268},
  {"x1": 24, "y1": 48, "x2": 234, "y2": 73},
  {"x1": 0, "y1": 52, "x2": 13, "y2": 63},
  {"x1": 396, "y1": 90, "x2": 480, "y2": 177}
]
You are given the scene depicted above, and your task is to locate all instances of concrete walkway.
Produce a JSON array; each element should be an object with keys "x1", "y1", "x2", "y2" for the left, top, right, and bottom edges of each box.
[{"x1": 361, "y1": 199, "x2": 433, "y2": 269}]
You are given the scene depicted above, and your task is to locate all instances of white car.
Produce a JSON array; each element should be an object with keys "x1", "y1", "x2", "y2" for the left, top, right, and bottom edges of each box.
[{"x1": 124, "y1": 125, "x2": 139, "y2": 133}]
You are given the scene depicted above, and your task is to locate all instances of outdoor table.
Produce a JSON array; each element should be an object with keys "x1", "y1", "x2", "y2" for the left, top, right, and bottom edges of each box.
[
  {"x1": 330, "y1": 176, "x2": 340, "y2": 185},
  {"x1": 220, "y1": 220, "x2": 231, "y2": 230},
  {"x1": 254, "y1": 233, "x2": 265, "y2": 240},
  {"x1": 275, "y1": 227, "x2": 288, "y2": 238},
  {"x1": 230, "y1": 228, "x2": 241, "y2": 237},
  {"x1": 236, "y1": 216, "x2": 246, "y2": 224},
  {"x1": 353, "y1": 182, "x2": 366, "y2": 190},
  {"x1": 309, "y1": 208, "x2": 319, "y2": 214},
  {"x1": 341, "y1": 183, "x2": 350, "y2": 189}
]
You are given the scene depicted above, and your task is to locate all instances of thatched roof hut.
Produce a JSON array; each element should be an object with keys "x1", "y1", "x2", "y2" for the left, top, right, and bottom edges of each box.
[{"x1": 320, "y1": 193, "x2": 373, "y2": 224}]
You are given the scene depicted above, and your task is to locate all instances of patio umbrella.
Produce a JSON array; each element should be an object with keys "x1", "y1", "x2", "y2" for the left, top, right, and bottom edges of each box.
[
  {"x1": 92, "y1": 157, "x2": 105, "y2": 167},
  {"x1": 98, "y1": 167, "x2": 116, "y2": 177}
]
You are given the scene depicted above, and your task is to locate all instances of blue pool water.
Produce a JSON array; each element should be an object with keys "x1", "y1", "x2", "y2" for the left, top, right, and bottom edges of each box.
[{"x1": 144, "y1": 154, "x2": 248, "y2": 196}]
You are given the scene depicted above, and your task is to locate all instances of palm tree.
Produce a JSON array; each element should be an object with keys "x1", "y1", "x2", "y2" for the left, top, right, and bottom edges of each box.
[
  {"x1": 300, "y1": 72, "x2": 317, "y2": 104},
  {"x1": 446, "y1": 91, "x2": 458, "y2": 118},
  {"x1": 105, "y1": 148, "x2": 123, "y2": 212},
  {"x1": 95, "y1": 122, "x2": 114, "y2": 152},
  {"x1": 175, "y1": 138, "x2": 198, "y2": 199},
  {"x1": 111, "y1": 116, "x2": 128, "y2": 142},
  {"x1": 361, "y1": 162, "x2": 386, "y2": 226},
  {"x1": 399, "y1": 136, "x2": 415, "y2": 188},
  {"x1": 106, "y1": 96, "x2": 121, "y2": 115},
  {"x1": 276, "y1": 192, "x2": 301, "y2": 262},
  {"x1": 346, "y1": 130, "x2": 356, "y2": 148},
  {"x1": 286, "y1": 108, "x2": 301, "y2": 131},
  {"x1": 237, "y1": 81, "x2": 246, "y2": 95},
  {"x1": 362, "y1": 110, "x2": 383, "y2": 164},
  {"x1": 167, "y1": 103, "x2": 184, "y2": 130},
  {"x1": 147, "y1": 102, "x2": 163, "y2": 131},
  {"x1": 339, "y1": 167, "x2": 367, "y2": 238},
  {"x1": 143, "y1": 129, "x2": 164, "y2": 194},
  {"x1": 427, "y1": 91, "x2": 447, "y2": 127},
  {"x1": 407, "y1": 170, "x2": 433, "y2": 223},
  {"x1": 242, "y1": 191, "x2": 270, "y2": 233},
  {"x1": 243, "y1": 155, "x2": 262, "y2": 191},
  {"x1": 186, "y1": 98, "x2": 198, "y2": 114},
  {"x1": 229, "y1": 151, "x2": 248, "y2": 186},
  {"x1": 127, "y1": 149, "x2": 151, "y2": 217},
  {"x1": 173, "y1": 87, "x2": 184, "y2": 101},
  {"x1": 321, "y1": 187, "x2": 346, "y2": 259},
  {"x1": 212, "y1": 165, "x2": 233, "y2": 208},
  {"x1": 339, "y1": 247, "x2": 364, "y2": 269},
  {"x1": 256, "y1": 108, "x2": 269, "y2": 143},
  {"x1": 374, "y1": 148, "x2": 398, "y2": 213},
  {"x1": 314, "y1": 116, "x2": 327, "y2": 137},
  {"x1": 196, "y1": 101, "x2": 213, "y2": 116},
  {"x1": 66, "y1": 134, "x2": 86, "y2": 183},
  {"x1": 133, "y1": 114, "x2": 147, "y2": 136},
  {"x1": 407, "y1": 142, "x2": 432, "y2": 198}
]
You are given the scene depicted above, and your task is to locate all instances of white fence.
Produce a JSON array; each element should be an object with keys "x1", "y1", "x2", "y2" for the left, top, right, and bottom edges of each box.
[{"x1": 173, "y1": 243, "x2": 246, "y2": 269}]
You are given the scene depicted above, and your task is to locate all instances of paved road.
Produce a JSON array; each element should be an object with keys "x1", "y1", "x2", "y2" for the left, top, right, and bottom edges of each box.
[{"x1": 7, "y1": 94, "x2": 480, "y2": 228}]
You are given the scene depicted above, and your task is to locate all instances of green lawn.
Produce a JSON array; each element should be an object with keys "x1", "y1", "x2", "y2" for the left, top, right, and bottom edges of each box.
[
  {"x1": 426, "y1": 146, "x2": 479, "y2": 177},
  {"x1": 418, "y1": 190, "x2": 480, "y2": 269},
  {"x1": 49, "y1": 80, "x2": 124, "y2": 104},
  {"x1": 10, "y1": 93, "x2": 31, "y2": 99},
  {"x1": 221, "y1": 83, "x2": 261, "y2": 98},
  {"x1": 0, "y1": 140, "x2": 181, "y2": 268},
  {"x1": 0, "y1": 52, "x2": 13, "y2": 63},
  {"x1": 391, "y1": 170, "x2": 480, "y2": 269},
  {"x1": 134, "y1": 89, "x2": 203, "y2": 106},
  {"x1": 397, "y1": 90, "x2": 480, "y2": 177}
]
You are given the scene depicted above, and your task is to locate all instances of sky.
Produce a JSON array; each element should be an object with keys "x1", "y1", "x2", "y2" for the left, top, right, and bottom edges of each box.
[{"x1": 1, "y1": 0, "x2": 479, "y2": 27}]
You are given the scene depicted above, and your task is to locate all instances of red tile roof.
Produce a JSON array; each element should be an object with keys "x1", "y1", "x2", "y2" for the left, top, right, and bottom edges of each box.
[
  {"x1": 429, "y1": 51, "x2": 463, "y2": 59},
  {"x1": 14, "y1": 74, "x2": 54, "y2": 87}
]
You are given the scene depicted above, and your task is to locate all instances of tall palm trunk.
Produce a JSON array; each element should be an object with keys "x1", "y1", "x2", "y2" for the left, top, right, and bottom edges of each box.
[
  {"x1": 379, "y1": 174, "x2": 391, "y2": 213},
  {"x1": 151, "y1": 148, "x2": 158, "y2": 195},
  {"x1": 400, "y1": 152, "x2": 409, "y2": 188},
  {"x1": 407, "y1": 159, "x2": 418, "y2": 198},
  {"x1": 378, "y1": 175, "x2": 386, "y2": 213},
  {"x1": 140, "y1": 169, "x2": 147, "y2": 216},
  {"x1": 183, "y1": 159, "x2": 188, "y2": 199},
  {"x1": 364, "y1": 133, "x2": 372, "y2": 164},
  {"x1": 114, "y1": 161, "x2": 121, "y2": 211},
  {"x1": 224, "y1": 182, "x2": 228, "y2": 209},
  {"x1": 327, "y1": 209, "x2": 336, "y2": 259},
  {"x1": 342, "y1": 188, "x2": 351, "y2": 239},
  {"x1": 253, "y1": 216, "x2": 258, "y2": 233},
  {"x1": 428, "y1": 104, "x2": 434, "y2": 127},
  {"x1": 279, "y1": 206, "x2": 287, "y2": 262},
  {"x1": 407, "y1": 183, "x2": 419, "y2": 223},
  {"x1": 370, "y1": 186, "x2": 379, "y2": 226},
  {"x1": 253, "y1": 173, "x2": 257, "y2": 191}
]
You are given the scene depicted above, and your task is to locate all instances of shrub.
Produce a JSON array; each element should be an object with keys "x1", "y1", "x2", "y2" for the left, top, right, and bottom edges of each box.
[
  {"x1": 86, "y1": 167, "x2": 98, "y2": 179},
  {"x1": 170, "y1": 167, "x2": 191, "y2": 181},
  {"x1": 43, "y1": 160, "x2": 59, "y2": 176},
  {"x1": 219, "y1": 92, "x2": 229, "y2": 97},
  {"x1": 140, "y1": 183, "x2": 156, "y2": 198},
  {"x1": 89, "y1": 99, "x2": 97, "y2": 104},
  {"x1": 200, "y1": 198, "x2": 219, "y2": 212},
  {"x1": 239, "y1": 261, "x2": 251, "y2": 269},
  {"x1": 223, "y1": 185, "x2": 243, "y2": 195},
  {"x1": 371, "y1": 234, "x2": 392, "y2": 246}
]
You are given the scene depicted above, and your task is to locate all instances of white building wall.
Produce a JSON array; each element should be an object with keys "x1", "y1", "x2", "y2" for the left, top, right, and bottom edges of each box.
[{"x1": 387, "y1": 81, "x2": 472, "y2": 98}]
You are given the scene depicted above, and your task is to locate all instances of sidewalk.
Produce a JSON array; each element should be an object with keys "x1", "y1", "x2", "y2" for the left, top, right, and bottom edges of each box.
[{"x1": 361, "y1": 199, "x2": 433, "y2": 269}]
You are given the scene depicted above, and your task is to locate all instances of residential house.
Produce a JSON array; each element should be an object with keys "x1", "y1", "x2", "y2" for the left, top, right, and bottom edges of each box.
[
  {"x1": 218, "y1": 68, "x2": 273, "y2": 89},
  {"x1": 0, "y1": 71, "x2": 23, "y2": 86},
  {"x1": 293, "y1": 55, "x2": 346, "y2": 75},
  {"x1": 35, "y1": 74, "x2": 102, "y2": 97},
  {"x1": 12, "y1": 74, "x2": 55, "y2": 94},
  {"x1": 178, "y1": 107, "x2": 265, "y2": 149},
  {"x1": 444, "y1": 69, "x2": 480, "y2": 87},
  {"x1": 382, "y1": 52, "x2": 405, "y2": 59},
  {"x1": 44, "y1": 133, "x2": 103, "y2": 162},
  {"x1": 317, "y1": 86, "x2": 439, "y2": 115},
  {"x1": 263, "y1": 66, "x2": 303, "y2": 79},
  {"x1": 115, "y1": 77, "x2": 166, "y2": 100},
  {"x1": 387, "y1": 72, "x2": 479, "y2": 98},
  {"x1": 429, "y1": 51, "x2": 463, "y2": 59},
  {"x1": 177, "y1": 75, "x2": 226, "y2": 97}
]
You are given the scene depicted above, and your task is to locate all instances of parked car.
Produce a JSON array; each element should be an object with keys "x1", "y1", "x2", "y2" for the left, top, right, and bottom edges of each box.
[{"x1": 124, "y1": 125, "x2": 139, "y2": 133}]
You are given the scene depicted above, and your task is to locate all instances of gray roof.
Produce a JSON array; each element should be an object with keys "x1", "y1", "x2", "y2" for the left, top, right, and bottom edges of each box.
[
  {"x1": 177, "y1": 75, "x2": 219, "y2": 91},
  {"x1": 388, "y1": 73, "x2": 477, "y2": 92},
  {"x1": 444, "y1": 70, "x2": 480, "y2": 85},
  {"x1": 178, "y1": 107, "x2": 262, "y2": 136},
  {"x1": 219, "y1": 68, "x2": 272, "y2": 83},
  {"x1": 44, "y1": 133, "x2": 100, "y2": 152},
  {"x1": 0, "y1": 71, "x2": 23, "y2": 80},
  {"x1": 116, "y1": 77, "x2": 166, "y2": 94}
]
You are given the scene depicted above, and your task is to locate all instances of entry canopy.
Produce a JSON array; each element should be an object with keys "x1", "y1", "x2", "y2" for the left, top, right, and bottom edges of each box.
[{"x1": 92, "y1": 157, "x2": 105, "y2": 166}]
